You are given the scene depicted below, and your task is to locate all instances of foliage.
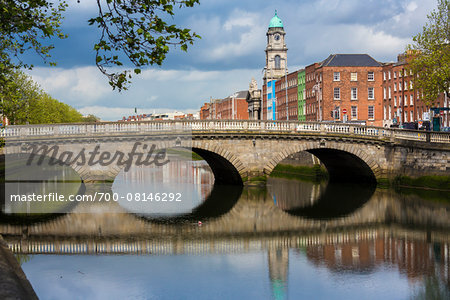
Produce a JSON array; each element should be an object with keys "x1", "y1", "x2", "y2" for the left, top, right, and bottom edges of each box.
[
  {"x1": 407, "y1": 0, "x2": 450, "y2": 106},
  {"x1": 0, "y1": 71, "x2": 85, "y2": 124},
  {"x1": 82, "y1": 114, "x2": 100, "y2": 122},
  {"x1": 0, "y1": 0, "x2": 68, "y2": 85},
  {"x1": 0, "y1": 1, "x2": 201, "y2": 91},
  {"x1": 89, "y1": 0, "x2": 201, "y2": 90}
]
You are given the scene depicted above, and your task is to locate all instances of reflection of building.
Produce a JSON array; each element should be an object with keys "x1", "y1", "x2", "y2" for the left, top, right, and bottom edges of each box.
[
  {"x1": 304, "y1": 235, "x2": 450, "y2": 287},
  {"x1": 116, "y1": 157, "x2": 214, "y2": 201},
  {"x1": 268, "y1": 248, "x2": 289, "y2": 300}
]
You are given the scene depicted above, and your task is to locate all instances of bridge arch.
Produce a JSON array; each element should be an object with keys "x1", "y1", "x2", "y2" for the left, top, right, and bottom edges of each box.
[
  {"x1": 190, "y1": 141, "x2": 245, "y2": 185},
  {"x1": 106, "y1": 140, "x2": 246, "y2": 186},
  {"x1": 265, "y1": 143, "x2": 380, "y2": 183}
]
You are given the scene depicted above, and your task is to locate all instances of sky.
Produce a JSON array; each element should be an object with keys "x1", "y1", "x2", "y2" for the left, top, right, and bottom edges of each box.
[{"x1": 24, "y1": 0, "x2": 438, "y2": 121}]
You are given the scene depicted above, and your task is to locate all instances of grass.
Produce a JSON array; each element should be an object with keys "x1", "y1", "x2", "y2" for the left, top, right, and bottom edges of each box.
[
  {"x1": 392, "y1": 175, "x2": 450, "y2": 191},
  {"x1": 270, "y1": 164, "x2": 328, "y2": 182},
  {"x1": 165, "y1": 148, "x2": 204, "y2": 161}
]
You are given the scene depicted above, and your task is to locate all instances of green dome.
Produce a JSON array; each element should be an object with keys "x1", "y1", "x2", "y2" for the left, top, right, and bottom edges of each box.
[{"x1": 269, "y1": 10, "x2": 283, "y2": 28}]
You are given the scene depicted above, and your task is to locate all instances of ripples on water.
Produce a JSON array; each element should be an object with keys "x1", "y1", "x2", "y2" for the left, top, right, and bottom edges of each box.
[{"x1": 1, "y1": 155, "x2": 449, "y2": 300}]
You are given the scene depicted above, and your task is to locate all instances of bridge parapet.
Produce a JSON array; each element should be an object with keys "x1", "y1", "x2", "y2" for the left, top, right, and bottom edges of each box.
[{"x1": 2, "y1": 120, "x2": 449, "y2": 144}]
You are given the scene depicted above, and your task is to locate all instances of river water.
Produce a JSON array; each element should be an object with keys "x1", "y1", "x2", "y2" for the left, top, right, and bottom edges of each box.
[{"x1": 1, "y1": 156, "x2": 449, "y2": 300}]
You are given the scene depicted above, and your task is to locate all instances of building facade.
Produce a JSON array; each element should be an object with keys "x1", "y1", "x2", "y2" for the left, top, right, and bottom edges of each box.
[
  {"x1": 305, "y1": 63, "x2": 320, "y2": 121},
  {"x1": 315, "y1": 54, "x2": 383, "y2": 126},
  {"x1": 199, "y1": 92, "x2": 249, "y2": 120},
  {"x1": 382, "y1": 52, "x2": 449, "y2": 129},
  {"x1": 262, "y1": 11, "x2": 288, "y2": 120},
  {"x1": 297, "y1": 69, "x2": 306, "y2": 121},
  {"x1": 275, "y1": 70, "x2": 299, "y2": 120}
]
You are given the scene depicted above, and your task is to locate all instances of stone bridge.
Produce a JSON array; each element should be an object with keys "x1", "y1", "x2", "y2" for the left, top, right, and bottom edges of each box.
[{"x1": 2, "y1": 120, "x2": 450, "y2": 185}]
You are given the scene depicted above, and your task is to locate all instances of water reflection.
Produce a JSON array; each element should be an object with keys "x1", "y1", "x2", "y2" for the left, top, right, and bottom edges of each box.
[
  {"x1": 1, "y1": 153, "x2": 83, "y2": 223},
  {"x1": 268, "y1": 177, "x2": 376, "y2": 219},
  {"x1": 1, "y1": 156, "x2": 450, "y2": 299}
]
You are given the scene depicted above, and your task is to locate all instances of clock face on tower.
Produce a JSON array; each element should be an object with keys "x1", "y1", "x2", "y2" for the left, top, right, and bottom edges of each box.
[{"x1": 274, "y1": 34, "x2": 280, "y2": 41}]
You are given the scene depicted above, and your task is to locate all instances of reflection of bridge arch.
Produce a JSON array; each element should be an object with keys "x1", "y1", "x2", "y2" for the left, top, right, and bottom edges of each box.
[{"x1": 265, "y1": 143, "x2": 380, "y2": 183}]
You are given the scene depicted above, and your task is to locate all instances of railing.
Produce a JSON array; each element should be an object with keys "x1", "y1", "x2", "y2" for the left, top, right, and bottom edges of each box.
[{"x1": 1, "y1": 120, "x2": 449, "y2": 144}]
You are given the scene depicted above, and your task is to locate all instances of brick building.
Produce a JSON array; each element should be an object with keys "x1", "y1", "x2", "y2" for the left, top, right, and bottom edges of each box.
[
  {"x1": 199, "y1": 91, "x2": 249, "y2": 120},
  {"x1": 297, "y1": 69, "x2": 306, "y2": 121},
  {"x1": 315, "y1": 54, "x2": 383, "y2": 126},
  {"x1": 275, "y1": 70, "x2": 300, "y2": 120},
  {"x1": 382, "y1": 52, "x2": 449, "y2": 128},
  {"x1": 200, "y1": 103, "x2": 211, "y2": 120},
  {"x1": 215, "y1": 91, "x2": 249, "y2": 120},
  {"x1": 305, "y1": 63, "x2": 320, "y2": 121}
]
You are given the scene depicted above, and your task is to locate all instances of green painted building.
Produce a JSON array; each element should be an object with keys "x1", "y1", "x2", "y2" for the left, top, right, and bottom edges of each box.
[{"x1": 297, "y1": 69, "x2": 306, "y2": 121}]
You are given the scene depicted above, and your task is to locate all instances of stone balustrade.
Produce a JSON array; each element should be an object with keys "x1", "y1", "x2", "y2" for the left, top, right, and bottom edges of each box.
[{"x1": 2, "y1": 120, "x2": 449, "y2": 144}]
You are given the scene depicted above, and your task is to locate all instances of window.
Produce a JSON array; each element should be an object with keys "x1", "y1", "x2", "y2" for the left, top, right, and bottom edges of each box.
[
  {"x1": 394, "y1": 84, "x2": 397, "y2": 92},
  {"x1": 351, "y1": 87, "x2": 358, "y2": 100},
  {"x1": 410, "y1": 95, "x2": 413, "y2": 106},
  {"x1": 383, "y1": 72, "x2": 386, "y2": 81},
  {"x1": 368, "y1": 106, "x2": 374, "y2": 120},
  {"x1": 410, "y1": 81, "x2": 413, "y2": 89},
  {"x1": 389, "y1": 106, "x2": 392, "y2": 119},
  {"x1": 274, "y1": 55, "x2": 281, "y2": 69},
  {"x1": 368, "y1": 87, "x2": 374, "y2": 99},
  {"x1": 351, "y1": 106, "x2": 358, "y2": 119},
  {"x1": 398, "y1": 82, "x2": 402, "y2": 91},
  {"x1": 404, "y1": 81, "x2": 408, "y2": 90},
  {"x1": 333, "y1": 72, "x2": 340, "y2": 81},
  {"x1": 384, "y1": 106, "x2": 386, "y2": 120},
  {"x1": 399, "y1": 70, "x2": 402, "y2": 78},
  {"x1": 394, "y1": 71, "x2": 397, "y2": 79},
  {"x1": 334, "y1": 87, "x2": 340, "y2": 99},
  {"x1": 410, "y1": 111, "x2": 413, "y2": 122},
  {"x1": 404, "y1": 111, "x2": 408, "y2": 122},
  {"x1": 410, "y1": 69, "x2": 413, "y2": 76},
  {"x1": 404, "y1": 95, "x2": 408, "y2": 106},
  {"x1": 383, "y1": 87, "x2": 386, "y2": 99},
  {"x1": 388, "y1": 71, "x2": 391, "y2": 80},
  {"x1": 351, "y1": 72, "x2": 358, "y2": 81},
  {"x1": 334, "y1": 107, "x2": 340, "y2": 120},
  {"x1": 388, "y1": 87, "x2": 391, "y2": 98},
  {"x1": 367, "y1": 72, "x2": 374, "y2": 81},
  {"x1": 394, "y1": 96, "x2": 397, "y2": 107}
]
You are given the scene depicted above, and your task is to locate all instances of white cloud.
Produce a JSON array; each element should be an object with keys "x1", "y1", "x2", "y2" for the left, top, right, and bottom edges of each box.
[
  {"x1": 188, "y1": 9, "x2": 266, "y2": 62},
  {"x1": 301, "y1": 24, "x2": 411, "y2": 62},
  {"x1": 78, "y1": 106, "x2": 200, "y2": 121},
  {"x1": 28, "y1": 66, "x2": 262, "y2": 121},
  {"x1": 29, "y1": 67, "x2": 113, "y2": 105}
]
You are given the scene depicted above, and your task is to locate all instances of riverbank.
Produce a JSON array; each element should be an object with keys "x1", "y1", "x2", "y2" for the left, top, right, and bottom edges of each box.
[
  {"x1": 269, "y1": 163, "x2": 450, "y2": 195},
  {"x1": 269, "y1": 163, "x2": 328, "y2": 182}
]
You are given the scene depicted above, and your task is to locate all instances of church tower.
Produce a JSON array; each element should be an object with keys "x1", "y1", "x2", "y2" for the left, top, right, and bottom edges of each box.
[{"x1": 263, "y1": 10, "x2": 288, "y2": 84}]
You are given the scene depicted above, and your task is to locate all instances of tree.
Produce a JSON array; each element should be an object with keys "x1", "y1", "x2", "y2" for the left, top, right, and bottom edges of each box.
[
  {"x1": 0, "y1": 71, "x2": 86, "y2": 124},
  {"x1": 0, "y1": 1, "x2": 201, "y2": 91},
  {"x1": 0, "y1": 0, "x2": 67, "y2": 86},
  {"x1": 407, "y1": 0, "x2": 450, "y2": 106},
  {"x1": 0, "y1": 71, "x2": 41, "y2": 125},
  {"x1": 82, "y1": 114, "x2": 100, "y2": 122}
]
